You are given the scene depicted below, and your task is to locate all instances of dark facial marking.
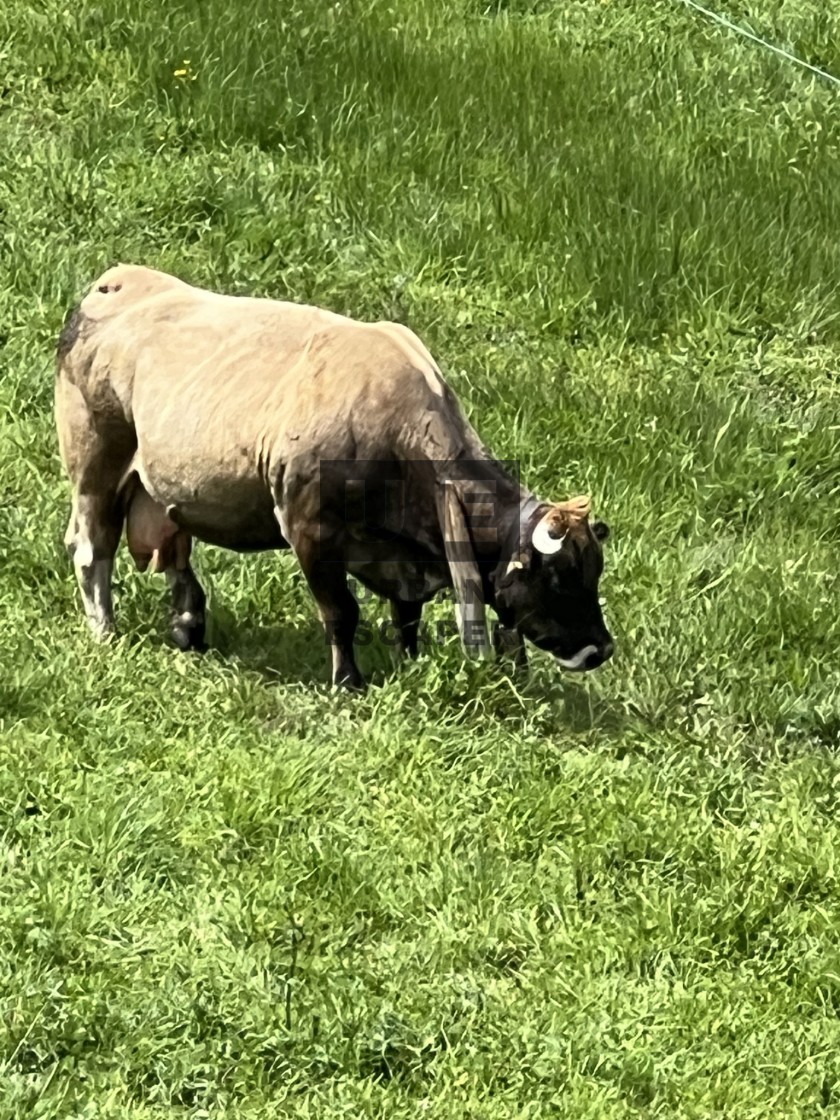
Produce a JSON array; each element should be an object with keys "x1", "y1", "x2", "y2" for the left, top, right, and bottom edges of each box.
[{"x1": 552, "y1": 524, "x2": 603, "y2": 590}]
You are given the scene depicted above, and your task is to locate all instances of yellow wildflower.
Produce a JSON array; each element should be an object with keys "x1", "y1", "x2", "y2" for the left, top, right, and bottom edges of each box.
[{"x1": 174, "y1": 59, "x2": 197, "y2": 80}]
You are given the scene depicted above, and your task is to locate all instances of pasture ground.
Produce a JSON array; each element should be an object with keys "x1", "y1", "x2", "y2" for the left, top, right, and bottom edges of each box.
[{"x1": 2, "y1": 1, "x2": 840, "y2": 1115}]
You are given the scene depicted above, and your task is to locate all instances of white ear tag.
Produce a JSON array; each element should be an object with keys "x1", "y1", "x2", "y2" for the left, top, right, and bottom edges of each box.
[{"x1": 532, "y1": 519, "x2": 569, "y2": 556}]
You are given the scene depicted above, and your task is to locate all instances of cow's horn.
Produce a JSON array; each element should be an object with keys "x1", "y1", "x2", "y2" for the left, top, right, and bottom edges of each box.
[{"x1": 559, "y1": 495, "x2": 592, "y2": 522}]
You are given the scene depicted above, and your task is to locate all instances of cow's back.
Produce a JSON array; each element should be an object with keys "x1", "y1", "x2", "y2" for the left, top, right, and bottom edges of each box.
[
  {"x1": 69, "y1": 264, "x2": 470, "y2": 447},
  {"x1": 60, "y1": 264, "x2": 486, "y2": 548}
]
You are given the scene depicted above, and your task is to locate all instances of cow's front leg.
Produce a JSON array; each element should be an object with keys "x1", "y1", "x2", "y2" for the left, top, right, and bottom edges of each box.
[
  {"x1": 390, "y1": 598, "x2": 423, "y2": 660},
  {"x1": 64, "y1": 492, "x2": 123, "y2": 639},
  {"x1": 311, "y1": 559, "x2": 364, "y2": 690},
  {"x1": 285, "y1": 527, "x2": 364, "y2": 690}
]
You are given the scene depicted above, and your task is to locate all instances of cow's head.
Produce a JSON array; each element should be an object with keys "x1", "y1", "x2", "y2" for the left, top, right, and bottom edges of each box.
[{"x1": 491, "y1": 495, "x2": 614, "y2": 671}]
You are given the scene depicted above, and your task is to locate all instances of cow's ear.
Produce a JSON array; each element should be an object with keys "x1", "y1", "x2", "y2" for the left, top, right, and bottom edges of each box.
[{"x1": 592, "y1": 520, "x2": 610, "y2": 542}]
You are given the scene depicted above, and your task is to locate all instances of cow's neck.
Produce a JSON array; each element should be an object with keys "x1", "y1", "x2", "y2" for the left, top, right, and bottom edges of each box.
[{"x1": 451, "y1": 470, "x2": 543, "y2": 566}]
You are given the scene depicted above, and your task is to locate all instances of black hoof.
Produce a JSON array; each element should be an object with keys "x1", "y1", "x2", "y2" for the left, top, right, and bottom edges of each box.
[
  {"x1": 172, "y1": 620, "x2": 207, "y2": 652},
  {"x1": 333, "y1": 669, "x2": 366, "y2": 692}
]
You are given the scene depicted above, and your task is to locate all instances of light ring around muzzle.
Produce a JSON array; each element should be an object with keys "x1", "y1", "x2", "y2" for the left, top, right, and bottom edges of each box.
[
  {"x1": 556, "y1": 643, "x2": 599, "y2": 671},
  {"x1": 531, "y1": 517, "x2": 567, "y2": 556}
]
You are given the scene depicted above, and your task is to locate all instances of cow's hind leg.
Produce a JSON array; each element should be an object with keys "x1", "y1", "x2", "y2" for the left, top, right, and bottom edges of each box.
[
  {"x1": 166, "y1": 547, "x2": 207, "y2": 652},
  {"x1": 57, "y1": 377, "x2": 130, "y2": 639},
  {"x1": 124, "y1": 484, "x2": 207, "y2": 651},
  {"x1": 64, "y1": 492, "x2": 123, "y2": 639}
]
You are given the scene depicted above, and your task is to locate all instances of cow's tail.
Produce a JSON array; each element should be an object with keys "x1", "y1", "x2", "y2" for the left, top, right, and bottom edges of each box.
[{"x1": 437, "y1": 480, "x2": 491, "y2": 658}]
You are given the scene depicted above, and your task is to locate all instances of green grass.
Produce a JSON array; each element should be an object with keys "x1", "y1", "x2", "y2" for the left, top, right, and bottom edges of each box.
[{"x1": 2, "y1": 0, "x2": 840, "y2": 1114}]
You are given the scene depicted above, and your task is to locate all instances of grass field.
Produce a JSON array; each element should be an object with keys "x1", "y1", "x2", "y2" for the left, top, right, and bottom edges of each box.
[{"x1": 3, "y1": 0, "x2": 840, "y2": 1114}]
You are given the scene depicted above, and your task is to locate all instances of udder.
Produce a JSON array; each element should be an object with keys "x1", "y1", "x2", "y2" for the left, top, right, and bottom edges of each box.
[{"x1": 125, "y1": 486, "x2": 191, "y2": 573}]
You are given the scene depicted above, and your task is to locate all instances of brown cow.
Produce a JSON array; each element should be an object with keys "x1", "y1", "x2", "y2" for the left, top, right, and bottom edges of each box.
[{"x1": 55, "y1": 264, "x2": 613, "y2": 690}]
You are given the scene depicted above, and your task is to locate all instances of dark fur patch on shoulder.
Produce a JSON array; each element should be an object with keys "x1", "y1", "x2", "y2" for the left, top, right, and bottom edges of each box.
[{"x1": 56, "y1": 305, "x2": 89, "y2": 364}]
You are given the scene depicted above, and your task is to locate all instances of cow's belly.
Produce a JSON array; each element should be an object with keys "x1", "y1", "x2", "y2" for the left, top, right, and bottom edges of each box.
[
  {"x1": 346, "y1": 556, "x2": 450, "y2": 602},
  {"x1": 138, "y1": 460, "x2": 284, "y2": 552},
  {"x1": 171, "y1": 497, "x2": 285, "y2": 552}
]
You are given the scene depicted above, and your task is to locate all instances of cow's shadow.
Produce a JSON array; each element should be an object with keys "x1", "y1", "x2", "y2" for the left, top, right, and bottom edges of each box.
[
  {"x1": 198, "y1": 611, "x2": 406, "y2": 689},
  {"x1": 202, "y1": 614, "x2": 337, "y2": 687},
  {"x1": 165, "y1": 603, "x2": 631, "y2": 736}
]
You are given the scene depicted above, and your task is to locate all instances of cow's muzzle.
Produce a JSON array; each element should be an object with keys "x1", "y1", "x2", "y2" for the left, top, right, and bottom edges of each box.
[{"x1": 556, "y1": 639, "x2": 614, "y2": 672}]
